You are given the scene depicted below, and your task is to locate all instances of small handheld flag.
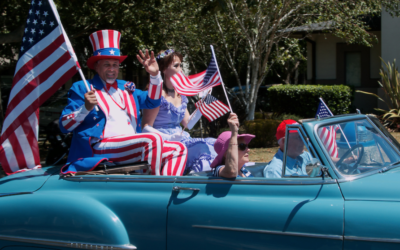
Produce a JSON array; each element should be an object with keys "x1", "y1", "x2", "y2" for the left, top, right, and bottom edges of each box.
[
  {"x1": 316, "y1": 99, "x2": 333, "y2": 118},
  {"x1": 170, "y1": 62, "x2": 221, "y2": 96},
  {"x1": 195, "y1": 94, "x2": 230, "y2": 122},
  {"x1": 316, "y1": 99, "x2": 339, "y2": 157},
  {"x1": 170, "y1": 45, "x2": 232, "y2": 112},
  {"x1": 316, "y1": 98, "x2": 355, "y2": 159}
]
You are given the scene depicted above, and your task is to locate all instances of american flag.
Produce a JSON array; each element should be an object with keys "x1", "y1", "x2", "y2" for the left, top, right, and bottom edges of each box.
[
  {"x1": 0, "y1": 0, "x2": 78, "y2": 175},
  {"x1": 195, "y1": 94, "x2": 230, "y2": 122},
  {"x1": 316, "y1": 99, "x2": 338, "y2": 158},
  {"x1": 170, "y1": 55, "x2": 221, "y2": 96}
]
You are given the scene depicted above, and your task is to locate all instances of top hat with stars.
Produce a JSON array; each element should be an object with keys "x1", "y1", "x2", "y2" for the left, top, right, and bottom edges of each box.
[{"x1": 87, "y1": 30, "x2": 127, "y2": 70}]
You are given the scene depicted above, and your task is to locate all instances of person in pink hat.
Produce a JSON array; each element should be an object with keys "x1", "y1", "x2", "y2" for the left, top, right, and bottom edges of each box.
[
  {"x1": 59, "y1": 30, "x2": 187, "y2": 176},
  {"x1": 211, "y1": 113, "x2": 255, "y2": 178},
  {"x1": 263, "y1": 119, "x2": 312, "y2": 178}
]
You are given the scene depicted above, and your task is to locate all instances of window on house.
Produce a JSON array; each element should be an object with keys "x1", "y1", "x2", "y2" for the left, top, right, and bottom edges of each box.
[{"x1": 345, "y1": 52, "x2": 361, "y2": 87}]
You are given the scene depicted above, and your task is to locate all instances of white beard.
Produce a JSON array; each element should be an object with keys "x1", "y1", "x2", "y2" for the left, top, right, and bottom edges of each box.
[{"x1": 106, "y1": 78, "x2": 116, "y2": 84}]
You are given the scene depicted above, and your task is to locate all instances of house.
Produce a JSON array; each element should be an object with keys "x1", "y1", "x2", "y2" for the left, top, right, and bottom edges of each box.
[{"x1": 288, "y1": 11, "x2": 400, "y2": 113}]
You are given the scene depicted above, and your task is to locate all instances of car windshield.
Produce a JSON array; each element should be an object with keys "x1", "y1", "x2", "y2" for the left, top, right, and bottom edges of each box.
[{"x1": 317, "y1": 119, "x2": 400, "y2": 177}]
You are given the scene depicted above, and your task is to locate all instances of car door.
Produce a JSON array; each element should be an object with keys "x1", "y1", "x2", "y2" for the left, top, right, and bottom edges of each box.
[
  {"x1": 167, "y1": 126, "x2": 344, "y2": 250},
  {"x1": 167, "y1": 176, "x2": 343, "y2": 250},
  {"x1": 0, "y1": 174, "x2": 176, "y2": 250}
]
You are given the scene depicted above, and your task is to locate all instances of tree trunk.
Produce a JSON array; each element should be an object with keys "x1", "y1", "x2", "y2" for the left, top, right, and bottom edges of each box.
[{"x1": 246, "y1": 98, "x2": 257, "y2": 120}]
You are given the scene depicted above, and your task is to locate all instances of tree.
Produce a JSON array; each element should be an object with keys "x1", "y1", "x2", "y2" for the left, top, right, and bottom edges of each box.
[
  {"x1": 2, "y1": 0, "x2": 400, "y2": 122},
  {"x1": 161, "y1": 0, "x2": 400, "y2": 120}
]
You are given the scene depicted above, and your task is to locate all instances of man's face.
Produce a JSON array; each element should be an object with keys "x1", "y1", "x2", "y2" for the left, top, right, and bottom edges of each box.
[
  {"x1": 286, "y1": 132, "x2": 304, "y2": 158},
  {"x1": 95, "y1": 59, "x2": 120, "y2": 84}
]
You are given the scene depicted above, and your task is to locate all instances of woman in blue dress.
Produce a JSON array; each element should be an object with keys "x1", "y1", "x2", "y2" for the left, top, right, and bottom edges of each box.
[{"x1": 142, "y1": 49, "x2": 217, "y2": 173}]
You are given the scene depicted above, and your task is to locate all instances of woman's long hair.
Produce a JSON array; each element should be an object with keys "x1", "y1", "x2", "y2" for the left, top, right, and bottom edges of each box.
[{"x1": 157, "y1": 50, "x2": 183, "y2": 94}]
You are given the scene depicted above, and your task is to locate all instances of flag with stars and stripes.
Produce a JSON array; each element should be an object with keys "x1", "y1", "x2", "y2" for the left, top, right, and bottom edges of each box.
[
  {"x1": 315, "y1": 99, "x2": 339, "y2": 158},
  {"x1": 195, "y1": 94, "x2": 230, "y2": 122},
  {"x1": 0, "y1": 0, "x2": 78, "y2": 175},
  {"x1": 170, "y1": 53, "x2": 222, "y2": 96}
]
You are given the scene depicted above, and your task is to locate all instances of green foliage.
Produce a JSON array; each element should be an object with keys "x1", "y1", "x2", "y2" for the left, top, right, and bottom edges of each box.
[
  {"x1": 254, "y1": 112, "x2": 265, "y2": 120},
  {"x1": 268, "y1": 85, "x2": 352, "y2": 118},
  {"x1": 1, "y1": 0, "x2": 399, "y2": 121},
  {"x1": 273, "y1": 113, "x2": 304, "y2": 121},
  {"x1": 357, "y1": 59, "x2": 400, "y2": 127},
  {"x1": 243, "y1": 119, "x2": 282, "y2": 148},
  {"x1": 0, "y1": 0, "x2": 166, "y2": 79}
]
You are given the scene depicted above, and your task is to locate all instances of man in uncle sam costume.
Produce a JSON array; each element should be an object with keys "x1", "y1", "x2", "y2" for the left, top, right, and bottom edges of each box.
[{"x1": 59, "y1": 30, "x2": 188, "y2": 176}]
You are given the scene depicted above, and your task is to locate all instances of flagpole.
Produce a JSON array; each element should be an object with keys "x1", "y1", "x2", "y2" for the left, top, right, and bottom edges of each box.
[
  {"x1": 49, "y1": 0, "x2": 98, "y2": 111},
  {"x1": 210, "y1": 45, "x2": 233, "y2": 112}
]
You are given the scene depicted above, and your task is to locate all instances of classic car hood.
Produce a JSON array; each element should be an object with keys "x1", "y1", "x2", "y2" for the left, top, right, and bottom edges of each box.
[
  {"x1": 338, "y1": 166, "x2": 400, "y2": 201},
  {"x1": 0, "y1": 166, "x2": 61, "y2": 194}
]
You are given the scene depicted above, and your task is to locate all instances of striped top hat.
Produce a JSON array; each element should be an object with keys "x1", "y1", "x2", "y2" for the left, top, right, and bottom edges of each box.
[{"x1": 87, "y1": 30, "x2": 127, "y2": 70}]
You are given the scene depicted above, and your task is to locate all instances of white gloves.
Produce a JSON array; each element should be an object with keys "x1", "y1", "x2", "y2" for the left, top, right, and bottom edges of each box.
[
  {"x1": 142, "y1": 125, "x2": 183, "y2": 142},
  {"x1": 169, "y1": 133, "x2": 183, "y2": 142}
]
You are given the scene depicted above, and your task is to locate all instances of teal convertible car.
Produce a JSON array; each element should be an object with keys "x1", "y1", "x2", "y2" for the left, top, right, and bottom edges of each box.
[{"x1": 0, "y1": 113, "x2": 400, "y2": 250}]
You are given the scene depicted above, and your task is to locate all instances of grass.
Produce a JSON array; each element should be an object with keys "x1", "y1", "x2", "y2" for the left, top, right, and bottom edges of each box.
[{"x1": 249, "y1": 147, "x2": 279, "y2": 163}]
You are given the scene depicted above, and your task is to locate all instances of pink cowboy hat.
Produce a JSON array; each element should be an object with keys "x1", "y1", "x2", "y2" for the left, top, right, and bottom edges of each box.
[{"x1": 210, "y1": 131, "x2": 255, "y2": 168}]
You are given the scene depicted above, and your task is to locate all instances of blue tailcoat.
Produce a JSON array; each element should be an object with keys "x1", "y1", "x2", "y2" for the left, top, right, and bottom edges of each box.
[{"x1": 59, "y1": 74, "x2": 160, "y2": 173}]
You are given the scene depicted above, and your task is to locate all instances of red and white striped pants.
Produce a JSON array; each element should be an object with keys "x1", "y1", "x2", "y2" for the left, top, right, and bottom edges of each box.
[{"x1": 92, "y1": 133, "x2": 187, "y2": 176}]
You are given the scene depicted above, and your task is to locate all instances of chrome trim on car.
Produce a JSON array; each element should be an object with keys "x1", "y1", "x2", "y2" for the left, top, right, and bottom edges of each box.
[
  {"x1": 175, "y1": 178, "x2": 337, "y2": 185},
  {"x1": 0, "y1": 192, "x2": 33, "y2": 198},
  {"x1": 63, "y1": 176, "x2": 176, "y2": 183},
  {"x1": 345, "y1": 235, "x2": 400, "y2": 244},
  {"x1": 0, "y1": 235, "x2": 137, "y2": 249},
  {"x1": 173, "y1": 186, "x2": 200, "y2": 191},
  {"x1": 64, "y1": 175, "x2": 338, "y2": 185},
  {"x1": 193, "y1": 225, "x2": 343, "y2": 240}
]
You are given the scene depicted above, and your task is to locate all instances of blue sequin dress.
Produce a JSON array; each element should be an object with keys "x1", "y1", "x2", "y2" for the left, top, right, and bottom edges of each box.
[{"x1": 153, "y1": 95, "x2": 217, "y2": 173}]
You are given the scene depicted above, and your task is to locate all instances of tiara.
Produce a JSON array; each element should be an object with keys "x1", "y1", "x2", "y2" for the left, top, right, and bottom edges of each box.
[{"x1": 156, "y1": 49, "x2": 175, "y2": 60}]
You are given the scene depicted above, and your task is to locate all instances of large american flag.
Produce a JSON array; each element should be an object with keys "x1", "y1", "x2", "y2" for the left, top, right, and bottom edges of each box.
[
  {"x1": 170, "y1": 55, "x2": 221, "y2": 96},
  {"x1": 316, "y1": 99, "x2": 338, "y2": 158},
  {"x1": 0, "y1": 0, "x2": 78, "y2": 175},
  {"x1": 195, "y1": 94, "x2": 230, "y2": 122}
]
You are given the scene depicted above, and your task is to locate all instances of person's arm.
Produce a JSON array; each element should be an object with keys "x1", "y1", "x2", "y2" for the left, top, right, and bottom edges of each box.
[
  {"x1": 136, "y1": 50, "x2": 163, "y2": 109},
  {"x1": 135, "y1": 74, "x2": 163, "y2": 109},
  {"x1": 181, "y1": 108, "x2": 190, "y2": 127},
  {"x1": 142, "y1": 107, "x2": 160, "y2": 128},
  {"x1": 263, "y1": 160, "x2": 283, "y2": 178},
  {"x1": 219, "y1": 113, "x2": 240, "y2": 178},
  {"x1": 59, "y1": 83, "x2": 95, "y2": 133},
  {"x1": 331, "y1": 156, "x2": 358, "y2": 164}
]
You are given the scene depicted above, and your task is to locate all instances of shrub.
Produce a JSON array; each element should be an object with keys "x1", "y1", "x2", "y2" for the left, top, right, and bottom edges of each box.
[
  {"x1": 274, "y1": 113, "x2": 304, "y2": 121},
  {"x1": 357, "y1": 59, "x2": 400, "y2": 128},
  {"x1": 254, "y1": 112, "x2": 264, "y2": 120},
  {"x1": 267, "y1": 85, "x2": 352, "y2": 118},
  {"x1": 244, "y1": 119, "x2": 282, "y2": 148}
]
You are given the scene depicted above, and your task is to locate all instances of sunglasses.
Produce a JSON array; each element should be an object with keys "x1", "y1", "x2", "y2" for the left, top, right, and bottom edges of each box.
[{"x1": 238, "y1": 143, "x2": 249, "y2": 151}]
